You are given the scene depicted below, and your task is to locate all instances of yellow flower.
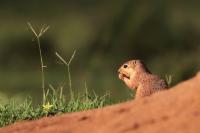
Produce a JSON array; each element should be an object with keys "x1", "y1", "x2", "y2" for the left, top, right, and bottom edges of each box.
[{"x1": 42, "y1": 102, "x2": 53, "y2": 111}]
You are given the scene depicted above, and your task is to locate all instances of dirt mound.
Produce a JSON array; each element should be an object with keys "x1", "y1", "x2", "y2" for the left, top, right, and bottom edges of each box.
[{"x1": 1, "y1": 72, "x2": 200, "y2": 133}]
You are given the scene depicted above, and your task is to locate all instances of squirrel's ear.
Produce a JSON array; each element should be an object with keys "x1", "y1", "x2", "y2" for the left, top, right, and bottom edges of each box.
[
  {"x1": 132, "y1": 60, "x2": 137, "y2": 68},
  {"x1": 135, "y1": 60, "x2": 143, "y2": 65}
]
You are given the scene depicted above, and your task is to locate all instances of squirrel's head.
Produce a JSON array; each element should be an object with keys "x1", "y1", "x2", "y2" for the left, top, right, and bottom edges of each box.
[{"x1": 118, "y1": 59, "x2": 150, "y2": 89}]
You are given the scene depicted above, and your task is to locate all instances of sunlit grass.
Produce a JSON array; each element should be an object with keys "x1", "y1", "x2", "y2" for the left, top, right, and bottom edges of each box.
[{"x1": 0, "y1": 89, "x2": 110, "y2": 127}]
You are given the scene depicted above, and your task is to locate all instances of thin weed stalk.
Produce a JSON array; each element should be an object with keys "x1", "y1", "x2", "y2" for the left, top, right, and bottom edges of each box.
[
  {"x1": 55, "y1": 51, "x2": 76, "y2": 100},
  {"x1": 27, "y1": 22, "x2": 49, "y2": 104},
  {"x1": 165, "y1": 74, "x2": 173, "y2": 87}
]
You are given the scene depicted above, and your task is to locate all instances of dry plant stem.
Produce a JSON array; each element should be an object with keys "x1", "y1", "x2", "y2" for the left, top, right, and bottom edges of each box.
[
  {"x1": 84, "y1": 82, "x2": 89, "y2": 101},
  {"x1": 59, "y1": 86, "x2": 63, "y2": 100},
  {"x1": 37, "y1": 37, "x2": 45, "y2": 102},
  {"x1": 67, "y1": 51, "x2": 76, "y2": 100},
  {"x1": 27, "y1": 22, "x2": 49, "y2": 104},
  {"x1": 55, "y1": 51, "x2": 76, "y2": 100},
  {"x1": 67, "y1": 66, "x2": 73, "y2": 100}
]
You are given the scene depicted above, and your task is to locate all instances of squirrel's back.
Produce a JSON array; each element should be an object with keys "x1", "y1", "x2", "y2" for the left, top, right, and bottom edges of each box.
[{"x1": 135, "y1": 73, "x2": 167, "y2": 98}]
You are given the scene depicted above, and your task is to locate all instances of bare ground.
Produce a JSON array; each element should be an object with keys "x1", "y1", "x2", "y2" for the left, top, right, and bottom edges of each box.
[{"x1": 1, "y1": 72, "x2": 200, "y2": 133}]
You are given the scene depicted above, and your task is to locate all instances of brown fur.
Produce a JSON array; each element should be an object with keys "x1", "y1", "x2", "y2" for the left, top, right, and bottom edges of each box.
[{"x1": 118, "y1": 59, "x2": 167, "y2": 99}]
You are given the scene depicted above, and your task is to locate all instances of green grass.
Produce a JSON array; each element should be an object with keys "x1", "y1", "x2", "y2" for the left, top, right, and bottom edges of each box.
[
  {"x1": 0, "y1": 88, "x2": 111, "y2": 127},
  {"x1": 0, "y1": 23, "x2": 114, "y2": 127}
]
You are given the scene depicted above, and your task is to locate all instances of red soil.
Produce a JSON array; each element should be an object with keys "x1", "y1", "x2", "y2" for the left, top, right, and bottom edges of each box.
[{"x1": 1, "y1": 72, "x2": 200, "y2": 133}]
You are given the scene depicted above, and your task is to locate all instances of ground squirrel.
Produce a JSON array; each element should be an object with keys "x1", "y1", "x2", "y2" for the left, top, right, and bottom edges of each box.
[{"x1": 118, "y1": 60, "x2": 167, "y2": 99}]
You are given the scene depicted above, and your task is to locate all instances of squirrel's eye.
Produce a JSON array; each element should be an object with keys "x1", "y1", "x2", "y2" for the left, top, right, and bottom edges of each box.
[{"x1": 123, "y1": 64, "x2": 128, "y2": 68}]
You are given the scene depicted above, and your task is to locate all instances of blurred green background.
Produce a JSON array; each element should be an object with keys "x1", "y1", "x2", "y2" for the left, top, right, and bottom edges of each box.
[{"x1": 0, "y1": 0, "x2": 200, "y2": 104}]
